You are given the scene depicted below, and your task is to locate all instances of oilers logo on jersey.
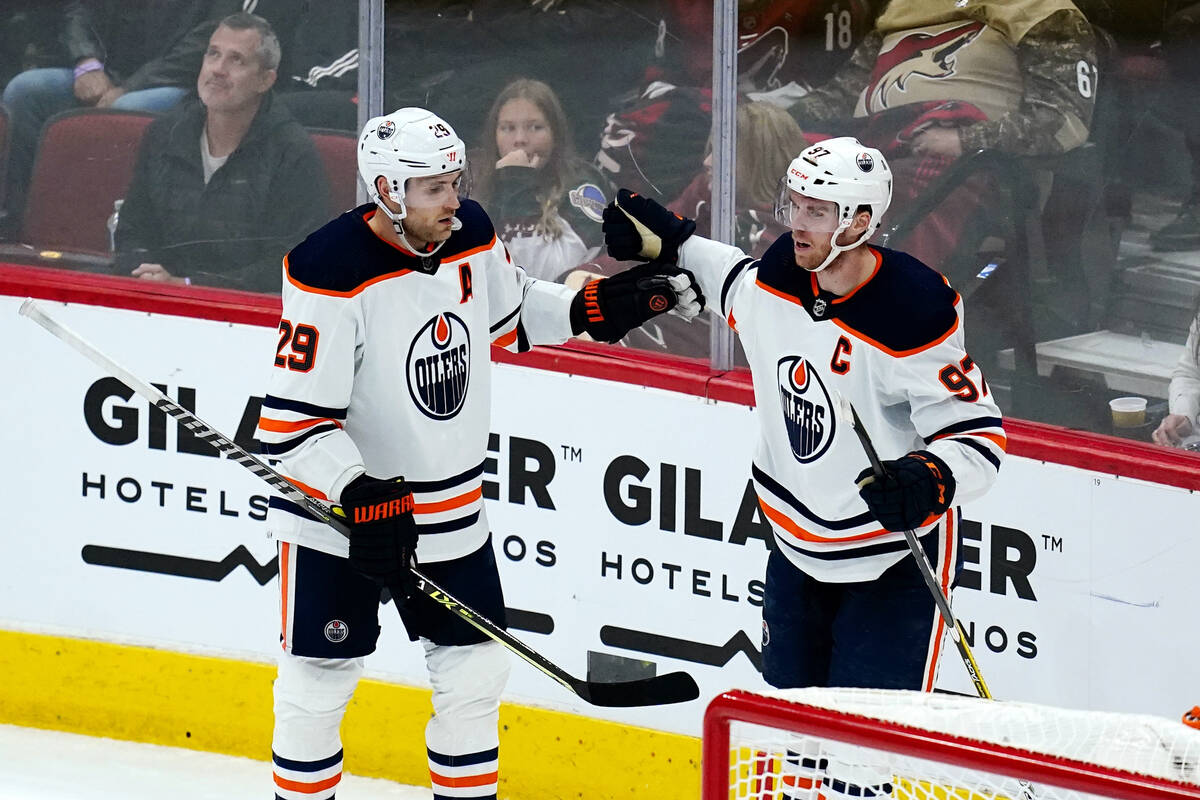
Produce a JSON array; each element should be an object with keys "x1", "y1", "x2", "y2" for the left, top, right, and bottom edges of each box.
[
  {"x1": 407, "y1": 311, "x2": 471, "y2": 419},
  {"x1": 777, "y1": 355, "x2": 835, "y2": 463}
]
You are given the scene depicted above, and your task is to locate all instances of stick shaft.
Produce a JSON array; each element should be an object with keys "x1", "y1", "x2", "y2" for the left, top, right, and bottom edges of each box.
[
  {"x1": 848, "y1": 402, "x2": 992, "y2": 699},
  {"x1": 20, "y1": 299, "x2": 697, "y2": 707}
]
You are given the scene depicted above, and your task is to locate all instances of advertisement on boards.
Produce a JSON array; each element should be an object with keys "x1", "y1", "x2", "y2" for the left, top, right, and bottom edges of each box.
[{"x1": 0, "y1": 297, "x2": 1196, "y2": 737}]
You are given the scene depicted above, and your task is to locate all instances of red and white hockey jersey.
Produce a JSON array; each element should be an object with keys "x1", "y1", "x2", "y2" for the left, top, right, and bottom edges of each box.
[
  {"x1": 679, "y1": 233, "x2": 1006, "y2": 582},
  {"x1": 258, "y1": 200, "x2": 575, "y2": 562}
]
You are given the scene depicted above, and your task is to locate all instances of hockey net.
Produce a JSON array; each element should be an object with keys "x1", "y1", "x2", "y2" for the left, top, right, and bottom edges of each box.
[{"x1": 702, "y1": 688, "x2": 1200, "y2": 800}]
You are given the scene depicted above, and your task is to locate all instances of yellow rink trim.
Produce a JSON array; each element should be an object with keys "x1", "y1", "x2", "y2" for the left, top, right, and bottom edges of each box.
[{"x1": 0, "y1": 629, "x2": 700, "y2": 798}]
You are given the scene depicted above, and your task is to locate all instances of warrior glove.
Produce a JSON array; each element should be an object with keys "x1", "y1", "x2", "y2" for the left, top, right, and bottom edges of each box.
[
  {"x1": 855, "y1": 451, "x2": 955, "y2": 532},
  {"x1": 336, "y1": 474, "x2": 419, "y2": 600},
  {"x1": 570, "y1": 259, "x2": 705, "y2": 344},
  {"x1": 602, "y1": 189, "x2": 697, "y2": 262}
]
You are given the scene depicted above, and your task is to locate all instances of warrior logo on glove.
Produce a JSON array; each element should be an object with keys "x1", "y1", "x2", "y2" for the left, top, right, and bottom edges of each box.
[
  {"x1": 351, "y1": 493, "x2": 415, "y2": 524},
  {"x1": 569, "y1": 258, "x2": 705, "y2": 344}
]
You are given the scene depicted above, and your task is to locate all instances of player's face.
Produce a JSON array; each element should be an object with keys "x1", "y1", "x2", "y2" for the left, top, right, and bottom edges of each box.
[
  {"x1": 400, "y1": 172, "x2": 462, "y2": 249},
  {"x1": 198, "y1": 25, "x2": 276, "y2": 113},
  {"x1": 786, "y1": 193, "x2": 842, "y2": 270},
  {"x1": 496, "y1": 98, "x2": 554, "y2": 165}
]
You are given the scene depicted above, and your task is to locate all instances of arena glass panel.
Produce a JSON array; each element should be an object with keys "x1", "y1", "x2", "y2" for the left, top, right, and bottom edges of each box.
[
  {"x1": 382, "y1": 0, "x2": 716, "y2": 362},
  {"x1": 0, "y1": 3, "x2": 358, "y2": 298}
]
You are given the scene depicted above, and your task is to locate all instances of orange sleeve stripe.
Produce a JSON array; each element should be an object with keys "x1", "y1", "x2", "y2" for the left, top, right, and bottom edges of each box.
[
  {"x1": 258, "y1": 416, "x2": 342, "y2": 434},
  {"x1": 286, "y1": 476, "x2": 328, "y2": 501},
  {"x1": 933, "y1": 430, "x2": 1007, "y2": 451},
  {"x1": 491, "y1": 328, "x2": 518, "y2": 348},
  {"x1": 758, "y1": 497, "x2": 892, "y2": 543},
  {"x1": 273, "y1": 772, "x2": 342, "y2": 793},
  {"x1": 414, "y1": 486, "x2": 483, "y2": 514},
  {"x1": 429, "y1": 770, "x2": 499, "y2": 789}
]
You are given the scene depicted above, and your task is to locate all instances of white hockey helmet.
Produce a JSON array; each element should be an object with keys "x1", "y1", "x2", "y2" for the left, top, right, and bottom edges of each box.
[
  {"x1": 774, "y1": 137, "x2": 892, "y2": 271},
  {"x1": 776, "y1": 137, "x2": 891, "y2": 231},
  {"x1": 357, "y1": 107, "x2": 467, "y2": 221}
]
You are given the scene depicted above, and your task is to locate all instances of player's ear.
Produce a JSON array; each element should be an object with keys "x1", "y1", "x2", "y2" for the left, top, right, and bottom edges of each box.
[
  {"x1": 852, "y1": 207, "x2": 873, "y2": 234},
  {"x1": 375, "y1": 175, "x2": 392, "y2": 202}
]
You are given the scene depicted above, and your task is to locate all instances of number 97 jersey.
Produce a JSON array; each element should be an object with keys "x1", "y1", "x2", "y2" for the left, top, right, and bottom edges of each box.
[{"x1": 680, "y1": 233, "x2": 1006, "y2": 584}]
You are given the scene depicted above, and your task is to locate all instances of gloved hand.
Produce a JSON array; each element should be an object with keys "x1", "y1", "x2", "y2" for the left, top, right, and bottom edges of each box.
[
  {"x1": 336, "y1": 473, "x2": 418, "y2": 599},
  {"x1": 602, "y1": 189, "x2": 697, "y2": 262},
  {"x1": 570, "y1": 259, "x2": 705, "y2": 343},
  {"x1": 855, "y1": 451, "x2": 955, "y2": 532}
]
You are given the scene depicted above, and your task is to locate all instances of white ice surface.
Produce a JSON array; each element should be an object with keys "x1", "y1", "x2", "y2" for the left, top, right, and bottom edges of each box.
[{"x1": 0, "y1": 724, "x2": 431, "y2": 799}]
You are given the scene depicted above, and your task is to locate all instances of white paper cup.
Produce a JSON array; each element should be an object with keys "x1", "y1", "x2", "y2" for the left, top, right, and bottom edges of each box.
[{"x1": 1109, "y1": 396, "x2": 1147, "y2": 428}]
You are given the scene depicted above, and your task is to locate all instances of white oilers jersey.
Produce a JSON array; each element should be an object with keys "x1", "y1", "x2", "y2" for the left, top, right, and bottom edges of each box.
[
  {"x1": 258, "y1": 200, "x2": 575, "y2": 562},
  {"x1": 679, "y1": 234, "x2": 1006, "y2": 582}
]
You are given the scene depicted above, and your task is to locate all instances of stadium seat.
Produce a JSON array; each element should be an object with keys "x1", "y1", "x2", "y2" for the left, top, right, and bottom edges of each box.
[
  {"x1": 308, "y1": 128, "x2": 358, "y2": 214},
  {"x1": 16, "y1": 108, "x2": 157, "y2": 256}
]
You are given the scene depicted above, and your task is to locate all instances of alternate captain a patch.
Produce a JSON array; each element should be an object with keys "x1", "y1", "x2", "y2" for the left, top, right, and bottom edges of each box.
[
  {"x1": 776, "y1": 355, "x2": 835, "y2": 463},
  {"x1": 407, "y1": 312, "x2": 470, "y2": 420}
]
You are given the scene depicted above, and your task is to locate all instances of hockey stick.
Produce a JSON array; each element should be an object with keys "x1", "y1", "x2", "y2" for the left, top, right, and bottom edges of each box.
[
  {"x1": 835, "y1": 395, "x2": 992, "y2": 700},
  {"x1": 19, "y1": 298, "x2": 700, "y2": 708}
]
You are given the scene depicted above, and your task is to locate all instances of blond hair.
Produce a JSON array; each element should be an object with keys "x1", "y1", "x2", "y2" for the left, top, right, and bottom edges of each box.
[{"x1": 735, "y1": 102, "x2": 808, "y2": 208}]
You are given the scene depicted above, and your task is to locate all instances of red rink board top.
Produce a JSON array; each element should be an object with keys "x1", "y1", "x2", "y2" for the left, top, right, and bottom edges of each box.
[{"x1": 5, "y1": 262, "x2": 1199, "y2": 493}]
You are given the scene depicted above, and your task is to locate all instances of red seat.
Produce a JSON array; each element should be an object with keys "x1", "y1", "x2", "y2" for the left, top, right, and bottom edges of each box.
[
  {"x1": 308, "y1": 128, "x2": 358, "y2": 214},
  {"x1": 20, "y1": 109, "x2": 157, "y2": 255}
]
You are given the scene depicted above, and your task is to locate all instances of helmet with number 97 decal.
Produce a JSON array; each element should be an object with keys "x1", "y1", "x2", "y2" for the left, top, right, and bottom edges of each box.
[
  {"x1": 775, "y1": 136, "x2": 891, "y2": 235},
  {"x1": 774, "y1": 137, "x2": 892, "y2": 271},
  {"x1": 357, "y1": 107, "x2": 467, "y2": 222}
]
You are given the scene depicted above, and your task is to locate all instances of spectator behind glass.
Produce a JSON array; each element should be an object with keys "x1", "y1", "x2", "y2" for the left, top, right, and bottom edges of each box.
[
  {"x1": 1153, "y1": 298, "x2": 1200, "y2": 448},
  {"x1": 577, "y1": 101, "x2": 807, "y2": 358},
  {"x1": 248, "y1": 0, "x2": 359, "y2": 131},
  {"x1": 471, "y1": 78, "x2": 607, "y2": 281},
  {"x1": 787, "y1": 0, "x2": 1097, "y2": 272},
  {"x1": 593, "y1": 0, "x2": 879, "y2": 206},
  {"x1": 0, "y1": 0, "x2": 241, "y2": 235},
  {"x1": 115, "y1": 11, "x2": 328, "y2": 293}
]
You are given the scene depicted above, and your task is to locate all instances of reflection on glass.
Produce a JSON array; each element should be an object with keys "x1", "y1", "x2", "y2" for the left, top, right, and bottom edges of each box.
[{"x1": 0, "y1": 2, "x2": 359, "y2": 294}]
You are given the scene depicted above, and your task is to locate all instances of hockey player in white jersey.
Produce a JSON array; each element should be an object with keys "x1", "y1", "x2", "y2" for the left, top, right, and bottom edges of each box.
[
  {"x1": 602, "y1": 137, "x2": 1005, "y2": 694},
  {"x1": 259, "y1": 107, "x2": 701, "y2": 800}
]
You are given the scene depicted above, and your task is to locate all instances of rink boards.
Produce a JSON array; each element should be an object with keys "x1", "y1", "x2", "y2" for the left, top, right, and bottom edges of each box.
[{"x1": 1, "y1": 292, "x2": 1197, "y2": 797}]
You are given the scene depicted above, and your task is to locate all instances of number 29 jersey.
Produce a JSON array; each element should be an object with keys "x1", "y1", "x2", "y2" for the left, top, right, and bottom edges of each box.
[
  {"x1": 257, "y1": 200, "x2": 576, "y2": 563},
  {"x1": 679, "y1": 233, "x2": 1007, "y2": 582}
]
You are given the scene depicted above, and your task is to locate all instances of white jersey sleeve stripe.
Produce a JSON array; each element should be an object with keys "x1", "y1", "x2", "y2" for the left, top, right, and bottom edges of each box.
[{"x1": 753, "y1": 463, "x2": 875, "y2": 529}]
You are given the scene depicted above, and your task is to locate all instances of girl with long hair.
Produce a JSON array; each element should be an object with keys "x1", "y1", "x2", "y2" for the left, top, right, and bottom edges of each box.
[{"x1": 472, "y1": 78, "x2": 607, "y2": 280}]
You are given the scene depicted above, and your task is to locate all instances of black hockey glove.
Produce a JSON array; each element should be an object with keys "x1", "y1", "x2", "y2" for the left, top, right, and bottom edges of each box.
[
  {"x1": 855, "y1": 451, "x2": 956, "y2": 532},
  {"x1": 337, "y1": 474, "x2": 419, "y2": 600},
  {"x1": 570, "y1": 259, "x2": 705, "y2": 344},
  {"x1": 602, "y1": 188, "x2": 697, "y2": 262}
]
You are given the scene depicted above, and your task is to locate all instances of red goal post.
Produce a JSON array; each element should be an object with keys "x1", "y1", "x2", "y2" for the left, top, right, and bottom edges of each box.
[{"x1": 702, "y1": 688, "x2": 1200, "y2": 800}]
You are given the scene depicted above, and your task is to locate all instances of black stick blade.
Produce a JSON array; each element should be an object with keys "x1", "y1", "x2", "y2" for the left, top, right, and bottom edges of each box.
[{"x1": 575, "y1": 670, "x2": 700, "y2": 707}]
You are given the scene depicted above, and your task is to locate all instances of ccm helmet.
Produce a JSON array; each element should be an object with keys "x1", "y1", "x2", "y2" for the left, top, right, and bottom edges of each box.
[
  {"x1": 775, "y1": 137, "x2": 892, "y2": 271},
  {"x1": 357, "y1": 107, "x2": 466, "y2": 224}
]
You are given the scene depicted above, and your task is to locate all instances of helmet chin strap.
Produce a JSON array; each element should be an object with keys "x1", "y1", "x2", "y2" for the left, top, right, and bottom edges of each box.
[
  {"x1": 809, "y1": 220, "x2": 871, "y2": 273},
  {"x1": 374, "y1": 197, "x2": 461, "y2": 257}
]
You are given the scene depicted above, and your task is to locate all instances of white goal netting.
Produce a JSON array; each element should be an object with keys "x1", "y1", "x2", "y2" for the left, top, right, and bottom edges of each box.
[{"x1": 706, "y1": 688, "x2": 1200, "y2": 800}]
